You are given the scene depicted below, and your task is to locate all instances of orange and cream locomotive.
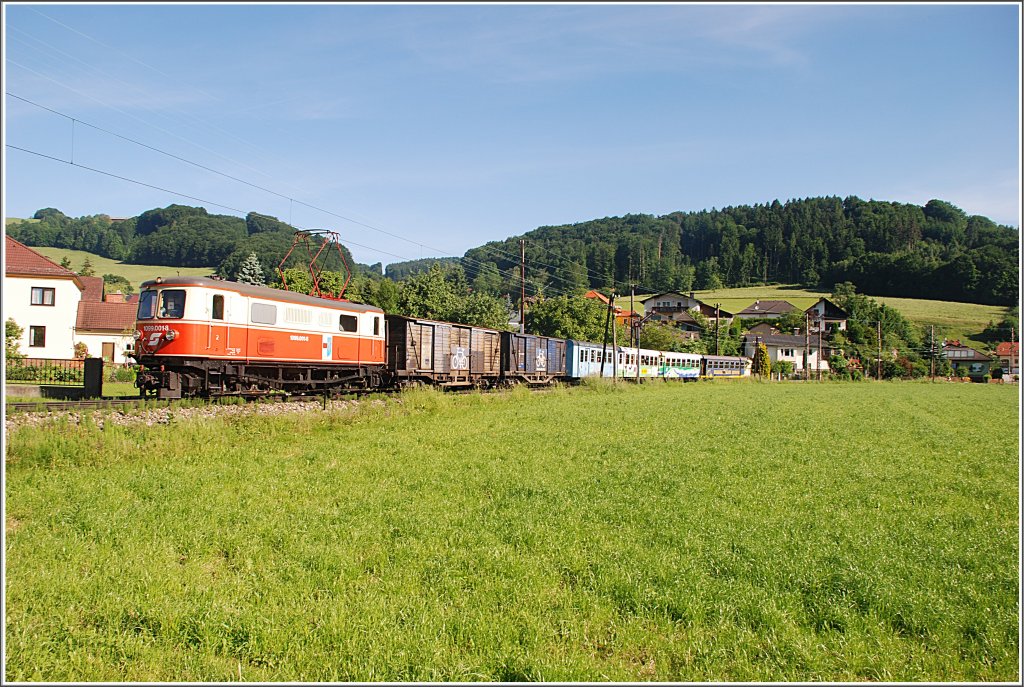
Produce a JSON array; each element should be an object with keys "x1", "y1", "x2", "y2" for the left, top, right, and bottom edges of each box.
[{"x1": 133, "y1": 277, "x2": 386, "y2": 398}]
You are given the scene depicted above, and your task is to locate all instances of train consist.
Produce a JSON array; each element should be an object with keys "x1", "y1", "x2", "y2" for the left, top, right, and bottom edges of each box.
[{"x1": 132, "y1": 277, "x2": 750, "y2": 399}]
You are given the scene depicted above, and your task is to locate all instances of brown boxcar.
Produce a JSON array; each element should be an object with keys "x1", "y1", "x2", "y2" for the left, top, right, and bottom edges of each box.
[
  {"x1": 501, "y1": 332, "x2": 567, "y2": 385},
  {"x1": 385, "y1": 315, "x2": 502, "y2": 387}
]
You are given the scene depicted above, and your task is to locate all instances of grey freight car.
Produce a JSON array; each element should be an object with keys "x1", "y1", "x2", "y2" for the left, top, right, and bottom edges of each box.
[{"x1": 385, "y1": 315, "x2": 503, "y2": 387}]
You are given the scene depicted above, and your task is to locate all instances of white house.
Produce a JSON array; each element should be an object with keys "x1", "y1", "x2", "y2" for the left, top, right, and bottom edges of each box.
[
  {"x1": 4, "y1": 236, "x2": 84, "y2": 359},
  {"x1": 805, "y1": 297, "x2": 849, "y2": 333},
  {"x1": 641, "y1": 292, "x2": 733, "y2": 326},
  {"x1": 73, "y1": 278, "x2": 138, "y2": 364},
  {"x1": 742, "y1": 331, "x2": 831, "y2": 376}
]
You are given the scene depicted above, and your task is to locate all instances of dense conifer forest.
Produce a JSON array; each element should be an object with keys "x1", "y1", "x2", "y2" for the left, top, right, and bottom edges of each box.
[{"x1": 6, "y1": 196, "x2": 1018, "y2": 306}]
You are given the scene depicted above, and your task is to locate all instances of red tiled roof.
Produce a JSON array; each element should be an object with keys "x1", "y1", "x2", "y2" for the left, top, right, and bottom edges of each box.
[
  {"x1": 75, "y1": 301, "x2": 137, "y2": 331},
  {"x1": 584, "y1": 290, "x2": 610, "y2": 304},
  {"x1": 995, "y1": 342, "x2": 1019, "y2": 356},
  {"x1": 4, "y1": 236, "x2": 82, "y2": 285},
  {"x1": 80, "y1": 276, "x2": 105, "y2": 302}
]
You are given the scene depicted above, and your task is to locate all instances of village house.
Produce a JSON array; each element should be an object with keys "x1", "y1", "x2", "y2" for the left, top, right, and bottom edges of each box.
[
  {"x1": 804, "y1": 297, "x2": 848, "y2": 333},
  {"x1": 583, "y1": 290, "x2": 638, "y2": 327},
  {"x1": 4, "y1": 235, "x2": 85, "y2": 359},
  {"x1": 993, "y1": 341, "x2": 1019, "y2": 378},
  {"x1": 4, "y1": 236, "x2": 138, "y2": 363},
  {"x1": 640, "y1": 292, "x2": 732, "y2": 328},
  {"x1": 942, "y1": 340, "x2": 992, "y2": 379},
  {"x1": 73, "y1": 276, "x2": 138, "y2": 364},
  {"x1": 742, "y1": 330, "x2": 831, "y2": 375}
]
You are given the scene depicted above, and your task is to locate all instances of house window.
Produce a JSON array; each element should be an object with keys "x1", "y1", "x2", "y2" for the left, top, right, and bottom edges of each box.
[
  {"x1": 29, "y1": 326, "x2": 45, "y2": 347},
  {"x1": 781, "y1": 348, "x2": 794, "y2": 357},
  {"x1": 212, "y1": 295, "x2": 224, "y2": 320},
  {"x1": 31, "y1": 287, "x2": 55, "y2": 306}
]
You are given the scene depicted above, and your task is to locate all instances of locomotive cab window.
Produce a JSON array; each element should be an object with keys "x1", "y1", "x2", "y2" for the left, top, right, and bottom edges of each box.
[
  {"x1": 212, "y1": 295, "x2": 225, "y2": 320},
  {"x1": 158, "y1": 290, "x2": 185, "y2": 319},
  {"x1": 137, "y1": 290, "x2": 157, "y2": 319},
  {"x1": 339, "y1": 314, "x2": 358, "y2": 333}
]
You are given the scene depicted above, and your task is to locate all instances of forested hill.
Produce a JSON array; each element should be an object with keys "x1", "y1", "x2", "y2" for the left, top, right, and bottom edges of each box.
[
  {"x1": 6, "y1": 196, "x2": 1019, "y2": 306},
  {"x1": 5, "y1": 205, "x2": 384, "y2": 280},
  {"x1": 462, "y1": 196, "x2": 1019, "y2": 306}
]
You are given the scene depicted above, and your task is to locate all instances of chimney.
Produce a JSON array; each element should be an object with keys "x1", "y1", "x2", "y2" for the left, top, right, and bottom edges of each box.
[
  {"x1": 689, "y1": 291, "x2": 695, "y2": 300},
  {"x1": 106, "y1": 291, "x2": 126, "y2": 303}
]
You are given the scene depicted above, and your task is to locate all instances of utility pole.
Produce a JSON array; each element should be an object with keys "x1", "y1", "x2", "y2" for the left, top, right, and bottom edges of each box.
[
  {"x1": 611, "y1": 294, "x2": 619, "y2": 384},
  {"x1": 930, "y1": 325, "x2": 935, "y2": 379},
  {"x1": 631, "y1": 283, "x2": 640, "y2": 383},
  {"x1": 715, "y1": 303, "x2": 721, "y2": 356},
  {"x1": 519, "y1": 239, "x2": 526, "y2": 335},
  {"x1": 804, "y1": 312, "x2": 811, "y2": 381},
  {"x1": 817, "y1": 318, "x2": 823, "y2": 381},
  {"x1": 600, "y1": 291, "x2": 614, "y2": 378},
  {"x1": 877, "y1": 320, "x2": 882, "y2": 381},
  {"x1": 628, "y1": 264, "x2": 634, "y2": 348}
]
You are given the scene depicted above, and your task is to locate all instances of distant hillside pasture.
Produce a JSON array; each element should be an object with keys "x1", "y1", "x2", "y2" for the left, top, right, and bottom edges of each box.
[
  {"x1": 29, "y1": 247, "x2": 214, "y2": 290},
  {"x1": 617, "y1": 285, "x2": 1009, "y2": 348},
  {"x1": 4, "y1": 383, "x2": 1019, "y2": 681},
  {"x1": 869, "y1": 295, "x2": 1011, "y2": 345}
]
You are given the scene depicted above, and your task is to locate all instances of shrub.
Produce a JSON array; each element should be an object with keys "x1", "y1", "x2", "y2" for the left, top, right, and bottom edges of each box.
[
  {"x1": 775, "y1": 360, "x2": 794, "y2": 378},
  {"x1": 105, "y1": 365, "x2": 138, "y2": 383},
  {"x1": 5, "y1": 319, "x2": 25, "y2": 363}
]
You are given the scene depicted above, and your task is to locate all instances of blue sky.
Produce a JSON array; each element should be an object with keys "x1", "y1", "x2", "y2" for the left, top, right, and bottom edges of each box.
[{"x1": 3, "y1": 2, "x2": 1020, "y2": 267}]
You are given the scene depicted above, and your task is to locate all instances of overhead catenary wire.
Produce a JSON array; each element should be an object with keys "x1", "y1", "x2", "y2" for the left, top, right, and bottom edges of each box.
[
  {"x1": 9, "y1": 17, "x2": 795, "y2": 300},
  {"x1": 5, "y1": 141, "x2": 562, "y2": 299},
  {"x1": 5, "y1": 92, "x2": 594, "y2": 299},
  {"x1": 5, "y1": 77, "x2": 617, "y2": 293},
  {"x1": 9, "y1": 19, "x2": 304, "y2": 194}
]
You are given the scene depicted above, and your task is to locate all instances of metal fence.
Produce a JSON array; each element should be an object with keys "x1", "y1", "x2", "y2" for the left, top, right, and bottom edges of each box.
[{"x1": 5, "y1": 358, "x2": 85, "y2": 386}]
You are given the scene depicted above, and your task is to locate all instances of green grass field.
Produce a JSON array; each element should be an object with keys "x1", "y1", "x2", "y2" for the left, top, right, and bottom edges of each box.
[
  {"x1": 5, "y1": 382, "x2": 1019, "y2": 681},
  {"x1": 26, "y1": 246, "x2": 214, "y2": 291}
]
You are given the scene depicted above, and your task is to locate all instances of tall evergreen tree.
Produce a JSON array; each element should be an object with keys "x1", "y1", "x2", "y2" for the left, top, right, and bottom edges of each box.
[{"x1": 236, "y1": 252, "x2": 266, "y2": 285}]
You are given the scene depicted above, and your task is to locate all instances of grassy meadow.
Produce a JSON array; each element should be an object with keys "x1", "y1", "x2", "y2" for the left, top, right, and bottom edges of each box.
[
  {"x1": 4, "y1": 381, "x2": 1019, "y2": 682},
  {"x1": 27, "y1": 246, "x2": 214, "y2": 291}
]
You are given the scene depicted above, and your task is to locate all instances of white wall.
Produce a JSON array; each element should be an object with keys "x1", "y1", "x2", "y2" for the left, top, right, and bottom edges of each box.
[
  {"x1": 73, "y1": 332, "x2": 135, "y2": 365},
  {"x1": 3, "y1": 275, "x2": 82, "y2": 359},
  {"x1": 744, "y1": 341, "x2": 830, "y2": 373}
]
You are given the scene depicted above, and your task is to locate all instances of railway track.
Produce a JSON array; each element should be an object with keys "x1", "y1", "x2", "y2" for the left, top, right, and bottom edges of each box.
[
  {"x1": 4, "y1": 390, "x2": 391, "y2": 414},
  {"x1": 5, "y1": 382, "x2": 549, "y2": 414},
  {"x1": 5, "y1": 397, "x2": 158, "y2": 413}
]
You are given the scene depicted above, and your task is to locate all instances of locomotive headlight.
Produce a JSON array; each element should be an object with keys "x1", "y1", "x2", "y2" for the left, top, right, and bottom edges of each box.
[
  {"x1": 133, "y1": 330, "x2": 142, "y2": 340},
  {"x1": 165, "y1": 329, "x2": 178, "y2": 341}
]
